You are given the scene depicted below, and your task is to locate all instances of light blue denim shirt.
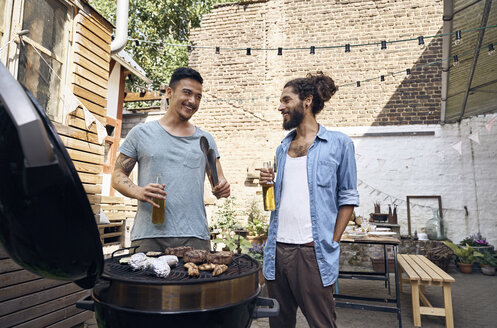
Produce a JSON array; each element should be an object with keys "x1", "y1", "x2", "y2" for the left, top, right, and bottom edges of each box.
[{"x1": 263, "y1": 124, "x2": 359, "y2": 287}]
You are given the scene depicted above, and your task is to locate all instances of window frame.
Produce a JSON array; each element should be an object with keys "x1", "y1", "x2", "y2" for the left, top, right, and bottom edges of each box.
[{"x1": 2, "y1": 0, "x2": 74, "y2": 123}]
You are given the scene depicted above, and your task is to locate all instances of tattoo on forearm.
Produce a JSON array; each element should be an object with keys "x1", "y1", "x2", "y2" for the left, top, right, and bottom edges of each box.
[{"x1": 115, "y1": 154, "x2": 137, "y2": 175}]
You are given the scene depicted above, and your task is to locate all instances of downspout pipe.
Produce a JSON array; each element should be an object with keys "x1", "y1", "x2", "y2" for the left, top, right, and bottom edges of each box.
[
  {"x1": 440, "y1": 0, "x2": 453, "y2": 124},
  {"x1": 110, "y1": 0, "x2": 129, "y2": 55}
]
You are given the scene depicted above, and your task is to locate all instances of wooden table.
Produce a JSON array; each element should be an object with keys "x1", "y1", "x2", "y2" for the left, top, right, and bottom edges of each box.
[{"x1": 336, "y1": 234, "x2": 402, "y2": 328}]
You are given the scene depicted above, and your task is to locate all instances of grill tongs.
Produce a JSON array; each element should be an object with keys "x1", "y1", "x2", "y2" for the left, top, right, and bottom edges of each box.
[{"x1": 200, "y1": 136, "x2": 218, "y2": 187}]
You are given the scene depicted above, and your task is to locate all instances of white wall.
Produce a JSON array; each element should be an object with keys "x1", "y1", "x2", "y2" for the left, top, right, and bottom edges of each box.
[{"x1": 336, "y1": 114, "x2": 497, "y2": 246}]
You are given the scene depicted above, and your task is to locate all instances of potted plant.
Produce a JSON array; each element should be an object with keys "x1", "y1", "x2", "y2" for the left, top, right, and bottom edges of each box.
[
  {"x1": 479, "y1": 251, "x2": 497, "y2": 276},
  {"x1": 442, "y1": 241, "x2": 483, "y2": 274},
  {"x1": 245, "y1": 200, "x2": 269, "y2": 245},
  {"x1": 459, "y1": 233, "x2": 494, "y2": 254}
]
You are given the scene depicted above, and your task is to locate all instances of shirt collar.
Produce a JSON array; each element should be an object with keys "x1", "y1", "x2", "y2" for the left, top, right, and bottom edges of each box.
[{"x1": 281, "y1": 124, "x2": 329, "y2": 147}]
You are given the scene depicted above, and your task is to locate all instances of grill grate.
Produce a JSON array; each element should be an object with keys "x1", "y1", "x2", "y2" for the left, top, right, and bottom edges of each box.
[{"x1": 101, "y1": 253, "x2": 260, "y2": 285}]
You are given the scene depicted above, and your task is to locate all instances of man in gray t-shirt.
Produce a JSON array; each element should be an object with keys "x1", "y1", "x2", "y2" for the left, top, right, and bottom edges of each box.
[{"x1": 111, "y1": 67, "x2": 230, "y2": 252}]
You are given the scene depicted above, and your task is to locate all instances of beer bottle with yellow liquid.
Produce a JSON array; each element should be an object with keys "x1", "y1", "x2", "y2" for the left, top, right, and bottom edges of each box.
[
  {"x1": 262, "y1": 162, "x2": 275, "y2": 211},
  {"x1": 152, "y1": 175, "x2": 165, "y2": 224}
]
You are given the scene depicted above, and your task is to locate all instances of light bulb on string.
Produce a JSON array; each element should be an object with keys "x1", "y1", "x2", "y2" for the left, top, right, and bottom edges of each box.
[
  {"x1": 310, "y1": 46, "x2": 315, "y2": 54},
  {"x1": 356, "y1": 81, "x2": 361, "y2": 87},
  {"x1": 406, "y1": 68, "x2": 411, "y2": 77},
  {"x1": 453, "y1": 55, "x2": 459, "y2": 66},
  {"x1": 246, "y1": 48, "x2": 251, "y2": 55},
  {"x1": 215, "y1": 46, "x2": 220, "y2": 54},
  {"x1": 381, "y1": 40, "x2": 387, "y2": 50},
  {"x1": 489, "y1": 44, "x2": 495, "y2": 56},
  {"x1": 418, "y1": 36, "x2": 425, "y2": 48},
  {"x1": 380, "y1": 75, "x2": 385, "y2": 82},
  {"x1": 345, "y1": 44, "x2": 350, "y2": 53},
  {"x1": 277, "y1": 47, "x2": 282, "y2": 55},
  {"x1": 454, "y1": 30, "x2": 462, "y2": 45}
]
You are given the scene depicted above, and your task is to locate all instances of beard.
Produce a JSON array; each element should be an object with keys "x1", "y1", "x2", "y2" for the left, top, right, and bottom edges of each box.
[{"x1": 282, "y1": 102, "x2": 305, "y2": 130}]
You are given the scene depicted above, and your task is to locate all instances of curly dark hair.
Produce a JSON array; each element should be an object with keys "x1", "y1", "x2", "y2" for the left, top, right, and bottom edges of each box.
[{"x1": 284, "y1": 72, "x2": 338, "y2": 115}]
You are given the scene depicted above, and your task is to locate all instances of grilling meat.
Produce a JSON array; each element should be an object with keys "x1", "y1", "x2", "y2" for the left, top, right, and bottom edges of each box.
[
  {"x1": 198, "y1": 263, "x2": 216, "y2": 271},
  {"x1": 207, "y1": 251, "x2": 234, "y2": 265},
  {"x1": 212, "y1": 264, "x2": 228, "y2": 276},
  {"x1": 164, "y1": 246, "x2": 193, "y2": 258},
  {"x1": 183, "y1": 249, "x2": 209, "y2": 264},
  {"x1": 184, "y1": 262, "x2": 200, "y2": 277}
]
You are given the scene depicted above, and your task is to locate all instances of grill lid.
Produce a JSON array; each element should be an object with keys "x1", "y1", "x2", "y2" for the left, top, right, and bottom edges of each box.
[{"x1": 0, "y1": 62, "x2": 103, "y2": 288}]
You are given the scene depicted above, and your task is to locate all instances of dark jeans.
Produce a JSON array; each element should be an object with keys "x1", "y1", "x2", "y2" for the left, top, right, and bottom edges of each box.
[
  {"x1": 131, "y1": 237, "x2": 210, "y2": 252},
  {"x1": 266, "y1": 242, "x2": 337, "y2": 328}
]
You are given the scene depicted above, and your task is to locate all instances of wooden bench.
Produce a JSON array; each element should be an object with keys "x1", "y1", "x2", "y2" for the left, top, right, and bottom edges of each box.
[{"x1": 397, "y1": 254, "x2": 455, "y2": 328}]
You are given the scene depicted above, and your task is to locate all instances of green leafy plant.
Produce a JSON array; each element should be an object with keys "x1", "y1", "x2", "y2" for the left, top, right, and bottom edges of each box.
[
  {"x1": 210, "y1": 198, "x2": 252, "y2": 252},
  {"x1": 442, "y1": 241, "x2": 483, "y2": 264},
  {"x1": 479, "y1": 251, "x2": 497, "y2": 267},
  {"x1": 245, "y1": 200, "x2": 268, "y2": 237}
]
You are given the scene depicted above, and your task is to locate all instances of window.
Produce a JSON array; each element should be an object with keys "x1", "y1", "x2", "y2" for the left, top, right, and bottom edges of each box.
[
  {"x1": 1, "y1": 0, "x2": 72, "y2": 122},
  {"x1": 16, "y1": 0, "x2": 70, "y2": 122},
  {"x1": 0, "y1": 0, "x2": 6, "y2": 41}
]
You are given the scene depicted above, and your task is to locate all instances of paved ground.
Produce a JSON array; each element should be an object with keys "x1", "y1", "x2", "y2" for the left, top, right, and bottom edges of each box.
[
  {"x1": 250, "y1": 270, "x2": 497, "y2": 328},
  {"x1": 82, "y1": 269, "x2": 496, "y2": 328}
]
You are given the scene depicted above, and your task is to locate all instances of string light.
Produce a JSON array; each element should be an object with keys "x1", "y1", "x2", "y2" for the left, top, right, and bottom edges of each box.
[
  {"x1": 246, "y1": 48, "x2": 251, "y2": 55},
  {"x1": 356, "y1": 81, "x2": 361, "y2": 87},
  {"x1": 380, "y1": 75, "x2": 385, "y2": 82},
  {"x1": 453, "y1": 55, "x2": 459, "y2": 66},
  {"x1": 345, "y1": 44, "x2": 351, "y2": 52},
  {"x1": 215, "y1": 46, "x2": 220, "y2": 54},
  {"x1": 406, "y1": 68, "x2": 411, "y2": 77},
  {"x1": 187, "y1": 45, "x2": 192, "y2": 52},
  {"x1": 126, "y1": 24, "x2": 497, "y2": 54},
  {"x1": 310, "y1": 46, "x2": 315, "y2": 54},
  {"x1": 489, "y1": 43, "x2": 495, "y2": 55},
  {"x1": 454, "y1": 30, "x2": 462, "y2": 45},
  {"x1": 418, "y1": 36, "x2": 425, "y2": 48},
  {"x1": 277, "y1": 47, "x2": 282, "y2": 55}
]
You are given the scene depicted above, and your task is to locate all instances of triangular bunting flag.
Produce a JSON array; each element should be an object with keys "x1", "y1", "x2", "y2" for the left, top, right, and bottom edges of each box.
[
  {"x1": 83, "y1": 107, "x2": 96, "y2": 129},
  {"x1": 63, "y1": 90, "x2": 80, "y2": 115},
  {"x1": 468, "y1": 131, "x2": 480, "y2": 144},
  {"x1": 96, "y1": 120, "x2": 107, "y2": 145},
  {"x1": 451, "y1": 141, "x2": 462, "y2": 155},
  {"x1": 485, "y1": 117, "x2": 495, "y2": 133}
]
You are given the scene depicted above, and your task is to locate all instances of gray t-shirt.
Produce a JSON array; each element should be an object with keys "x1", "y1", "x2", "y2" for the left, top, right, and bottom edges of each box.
[{"x1": 118, "y1": 120, "x2": 219, "y2": 241}]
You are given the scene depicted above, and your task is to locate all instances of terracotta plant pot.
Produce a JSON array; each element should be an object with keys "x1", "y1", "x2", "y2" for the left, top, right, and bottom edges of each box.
[
  {"x1": 480, "y1": 264, "x2": 496, "y2": 276},
  {"x1": 458, "y1": 262, "x2": 473, "y2": 274}
]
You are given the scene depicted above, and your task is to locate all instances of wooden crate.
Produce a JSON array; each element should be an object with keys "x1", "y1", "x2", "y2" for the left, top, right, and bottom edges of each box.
[{"x1": 98, "y1": 196, "x2": 137, "y2": 247}]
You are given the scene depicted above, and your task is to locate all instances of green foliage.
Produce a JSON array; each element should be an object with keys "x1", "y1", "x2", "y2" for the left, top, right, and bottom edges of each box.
[
  {"x1": 210, "y1": 197, "x2": 250, "y2": 252},
  {"x1": 89, "y1": 0, "x2": 236, "y2": 90},
  {"x1": 479, "y1": 251, "x2": 497, "y2": 267},
  {"x1": 442, "y1": 241, "x2": 483, "y2": 264},
  {"x1": 245, "y1": 200, "x2": 268, "y2": 236}
]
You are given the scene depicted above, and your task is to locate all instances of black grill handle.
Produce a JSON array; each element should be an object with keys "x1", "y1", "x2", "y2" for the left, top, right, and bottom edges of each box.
[
  {"x1": 252, "y1": 297, "x2": 280, "y2": 318},
  {"x1": 111, "y1": 246, "x2": 139, "y2": 259},
  {"x1": 76, "y1": 295, "x2": 95, "y2": 312}
]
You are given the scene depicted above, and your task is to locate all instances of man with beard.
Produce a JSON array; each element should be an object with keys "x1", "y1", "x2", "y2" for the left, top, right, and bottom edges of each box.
[
  {"x1": 259, "y1": 72, "x2": 359, "y2": 328},
  {"x1": 112, "y1": 67, "x2": 230, "y2": 252}
]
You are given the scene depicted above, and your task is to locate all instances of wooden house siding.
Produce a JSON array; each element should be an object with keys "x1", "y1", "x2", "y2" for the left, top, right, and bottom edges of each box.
[
  {"x1": 0, "y1": 244, "x2": 92, "y2": 328},
  {"x1": 55, "y1": 8, "x2": 113, "y2": 218}
]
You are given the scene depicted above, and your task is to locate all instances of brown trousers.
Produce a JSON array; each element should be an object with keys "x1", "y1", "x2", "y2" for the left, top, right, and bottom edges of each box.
[
  {"x1": 131, "y1": 237, "x2": 210, "y2": 252},
  {"x1": 266, "y1": 243, "x2": 337, "y2": 328}
]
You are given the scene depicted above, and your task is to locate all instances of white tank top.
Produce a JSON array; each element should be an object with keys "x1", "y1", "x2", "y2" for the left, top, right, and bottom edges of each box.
[{"x1": 276, "y1": 155, "x2": 313, "y2": 244}]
